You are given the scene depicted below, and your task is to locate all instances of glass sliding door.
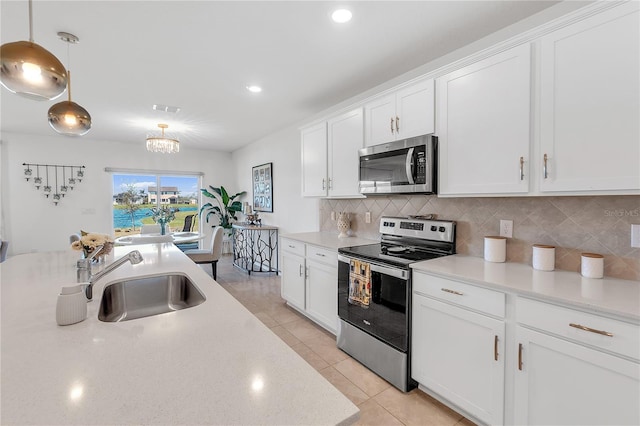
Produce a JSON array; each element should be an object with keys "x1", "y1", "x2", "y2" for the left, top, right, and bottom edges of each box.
[
  {"x1": 112, "y1": 173, "x2": 200, "y2": 238},
  {"x1": 159, "y1": 175, "x2": 199, "y2": 234}
]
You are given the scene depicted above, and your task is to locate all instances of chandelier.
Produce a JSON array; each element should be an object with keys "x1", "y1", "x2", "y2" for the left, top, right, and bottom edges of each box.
[{"x1": 146, "y1": 124, "x2": 180, "y2": 154}]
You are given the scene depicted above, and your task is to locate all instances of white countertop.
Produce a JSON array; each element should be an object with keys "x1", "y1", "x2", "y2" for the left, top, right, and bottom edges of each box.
[
  {"x1": 281, "y1": 232, "x2": 378, "y2": 251},
  {"x1": 411, "y1": 255, "x2": 640, "y2": 322},
  {"x1": 0, "y1": 244, "x2": 359, "y2": 425}
]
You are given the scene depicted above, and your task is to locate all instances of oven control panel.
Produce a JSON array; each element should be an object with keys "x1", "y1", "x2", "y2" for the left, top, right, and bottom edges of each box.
[{"x1": 380, "y1": 216, "x2": 455, "y2": 243}]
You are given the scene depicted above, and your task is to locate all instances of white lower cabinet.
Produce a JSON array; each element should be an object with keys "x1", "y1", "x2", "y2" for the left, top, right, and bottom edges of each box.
[
  {"x1": 281, "y1": 240, "x2": 306, "y2": 311},
  {"x1": 412, "y1": 272, "x2": 505, "y2": 425},
  {"x1": 411, "y1": 273, "x2": 640, "y2": 426},
  {"x1": 281, "y1": 238, "x2": 338, "y2": 334},
  {"x1": 305, "y1": 258, "x2": 338, "y2": 333},
  {"x1": 514, "y1": 297, "x2": 640, "y2": 426}
]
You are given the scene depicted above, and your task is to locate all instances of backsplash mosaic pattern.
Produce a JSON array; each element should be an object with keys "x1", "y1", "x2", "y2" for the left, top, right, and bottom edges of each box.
[{"x1": 320, "y1": 195, "x2": 640, "y2": 281}]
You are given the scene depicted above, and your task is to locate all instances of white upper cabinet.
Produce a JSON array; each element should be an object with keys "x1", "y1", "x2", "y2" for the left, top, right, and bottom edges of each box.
[
  {"x1": 365, "y1": 79, "x2": 435, "y2": 146},
  {"x1": 538, "y1": 2, "x2": 640, "y2": 193},
  {"x1": 301, "y1": 108, "x2": 364, "y2": 198},
  {"x1": 301, "y1": 122, "x2": 328, "y2": 197},
  {"x1": 437, "y1": 44, "x2": 532, "y2": 196},
  {"x1": 327, "y1": 108, "x2": 364, "y2": 197}
]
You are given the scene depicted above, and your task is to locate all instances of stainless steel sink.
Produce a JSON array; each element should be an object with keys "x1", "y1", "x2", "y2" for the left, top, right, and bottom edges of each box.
[{"x1": 98, "y1": 274, "x2": 206, "y2": 322}]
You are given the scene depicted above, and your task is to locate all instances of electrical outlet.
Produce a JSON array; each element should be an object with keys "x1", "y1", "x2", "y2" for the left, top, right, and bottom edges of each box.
[
  {"x1": 365, "y1": 212, "x2": 371, "y2": 223},
  {"x1": 330, "y1": 211, "x2": 336, "y2": 221},
  {"x1": 632, "y1": 224, "x2": 640, "y2": 248},
  {"x1": 500, "y1": 220, "x2": 513, "y2": 238}
]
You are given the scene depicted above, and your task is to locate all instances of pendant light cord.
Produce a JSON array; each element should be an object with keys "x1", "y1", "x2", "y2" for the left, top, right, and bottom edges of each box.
[
  {"x1": 66, "y1": 41, "x2": 72, "y2": 102},
  {"x1": 28, "y1": 0, "x2": 34, "y2": 42}
]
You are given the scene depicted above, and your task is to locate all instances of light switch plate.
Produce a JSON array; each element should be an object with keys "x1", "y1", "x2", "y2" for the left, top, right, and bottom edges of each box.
[
  {"x1": 631, "y1": 224, "x2": 640, "y2": 248},
  {"x1": 330, "y1": 211, "x2": 336, "y2": 221},
  {"x1": 365, "y1": 212, "x2": 371, "y2": 223}
]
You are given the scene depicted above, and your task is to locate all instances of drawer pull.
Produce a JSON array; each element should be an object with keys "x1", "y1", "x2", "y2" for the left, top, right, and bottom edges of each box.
[
  {"x1": 441, "y1": 288, "x2": 463, "y2": 296},
  {"x1": 518, "y1": 343, "x2": 523, "y2": 371},
  {"x1": 569, "y1": 323, "x2": 613, "y2": 337},
  {"x1": 316, "y1": 253, "x2": 326, "y2": 257},
  {"x1": 494, "y1": 335, "x2": 499, "y2": 361},
  {"x1": 288, "y1": 245, "x2": 295, "y2": 248}
]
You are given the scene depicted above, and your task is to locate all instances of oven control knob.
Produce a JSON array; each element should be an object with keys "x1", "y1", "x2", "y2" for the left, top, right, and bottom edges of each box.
[
  {"x1": 439, "y1": 226, "x2": 446, "y2": 232},
  {"x1": 430, "y1": 226, "x2": 437, "y2": 231}
]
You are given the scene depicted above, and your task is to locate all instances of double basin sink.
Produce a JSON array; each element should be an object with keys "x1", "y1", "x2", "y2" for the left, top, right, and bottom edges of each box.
[{"x1": 98, "y1": 273, "x2": 206, "y2": 322}]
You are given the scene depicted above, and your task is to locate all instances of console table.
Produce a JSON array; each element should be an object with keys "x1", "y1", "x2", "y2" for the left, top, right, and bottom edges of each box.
[{"x1": 231, "y1": 224, "x2": 279, "y2": 275}]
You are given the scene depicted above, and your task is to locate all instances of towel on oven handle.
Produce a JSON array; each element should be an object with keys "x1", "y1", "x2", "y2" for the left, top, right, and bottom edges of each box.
[{"x1": 348, "y1": 259, "x2": 371, "y2": 307}]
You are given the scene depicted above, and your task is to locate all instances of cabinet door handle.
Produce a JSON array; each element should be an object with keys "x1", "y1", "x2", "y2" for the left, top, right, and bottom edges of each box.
[
  {"x1": 305, "y1": 267, "x2": 309, "y2": 278},
  {"x1": 288, "y1": 244, "x2": 295, "y2": 248},
  {"x1": 328, "y1": 178, "x2": 332, "y2": 189},
  {"x1": 543, "y1": 153, "x2": 548, "y2": 179},
  {"x1": 494, "y1": 335, "x2": 499, "y2": 361},
  {"x1": 316, "y1": 253, "x2": 326, "y2": 257},
  {"x1": 441, "y1": 288, "x2": 463, "y2": 296},
  {"x1": 395, "y1": 116, "x2": 400, "y2": 132},
  {"x1": 390, "y1": 117, "x2": 395, "y2": 134},
  {"x1": 569, "y1": 323, "x2": 613, "y2": 337},
  {"x1": 322, "y1": 178, "x2": 326, "y2": 190},
  {"x1": 518, "y1": 343, "x2": 523, "y2": 371},
  {"x1": 299, "y1": 264, "x2": 303, "y2": 277},
  {"x1": 519, "y1": 156, "x2": 525, "y2": 181}
]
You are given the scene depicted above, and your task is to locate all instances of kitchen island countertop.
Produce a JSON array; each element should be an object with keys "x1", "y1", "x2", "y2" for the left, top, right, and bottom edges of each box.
[{"x1": 0, "y1": 244, "x2": 359, "y2": 425}]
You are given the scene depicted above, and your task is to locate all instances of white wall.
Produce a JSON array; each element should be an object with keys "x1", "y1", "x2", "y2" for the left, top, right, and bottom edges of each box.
[
  {"x1": 232, "y1": 126, "x2": 319, "y2": 235},
  {"x1": 1, "y1": 132, "x2": 236, "y2": 255}
]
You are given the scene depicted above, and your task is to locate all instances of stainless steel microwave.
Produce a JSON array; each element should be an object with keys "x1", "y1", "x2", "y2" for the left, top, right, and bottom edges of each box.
[{"x1": 359, "y1": 135, "x2": 436, "y2": 194}]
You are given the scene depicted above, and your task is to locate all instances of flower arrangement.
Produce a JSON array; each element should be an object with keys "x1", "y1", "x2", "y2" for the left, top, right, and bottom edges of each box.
[
  {"x1": 149, "y1": 206, "x2": 176, "y2": 234},
  {"x1": 71, "y1": 231, "x2": 114, "y2": 260}
]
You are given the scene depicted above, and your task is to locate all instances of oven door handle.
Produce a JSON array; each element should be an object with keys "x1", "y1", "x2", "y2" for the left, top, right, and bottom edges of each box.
[
  {"x1": 338, "y1": 254, "x2": 409, "y2": 280},
  {"x1": 405, "y1": 147, "x2": 415, "y2": 185}
]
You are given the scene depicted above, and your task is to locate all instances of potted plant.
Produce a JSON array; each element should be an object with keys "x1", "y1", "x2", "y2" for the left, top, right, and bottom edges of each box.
[{"x1": 200, "y1": 185, "x2": 246, "y2": 230}]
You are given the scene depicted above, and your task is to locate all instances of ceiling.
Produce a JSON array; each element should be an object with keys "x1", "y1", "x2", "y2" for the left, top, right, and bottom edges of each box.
[{"x1": 1, "y1": 1, "x2": 563, "y2": 152}]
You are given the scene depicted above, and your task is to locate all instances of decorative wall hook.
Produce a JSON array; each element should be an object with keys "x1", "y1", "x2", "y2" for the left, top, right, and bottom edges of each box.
[{"x1": 22, "y1": 163, "x2": 85, "y2": 205}]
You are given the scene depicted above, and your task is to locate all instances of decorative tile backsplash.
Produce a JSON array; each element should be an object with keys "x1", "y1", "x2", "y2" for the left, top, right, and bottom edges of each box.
[{"x1": 320, "y1": 195, "x2": 640, "y2": 281}]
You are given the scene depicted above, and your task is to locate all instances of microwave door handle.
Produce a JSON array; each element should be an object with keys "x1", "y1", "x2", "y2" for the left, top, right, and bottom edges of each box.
[{"x1": 405, "y1": 147, "x2": 415, "y2": 184}]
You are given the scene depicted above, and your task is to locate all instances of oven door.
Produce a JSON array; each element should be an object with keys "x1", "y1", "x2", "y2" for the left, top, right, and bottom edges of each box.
[{"x1": 338, "y1": 254, "x2": 410, "y2": 352}]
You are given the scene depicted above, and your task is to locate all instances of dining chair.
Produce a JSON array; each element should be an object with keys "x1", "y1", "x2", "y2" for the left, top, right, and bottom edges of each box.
[
  {"x1": 0, "y1": 240, "x2": 8, "y2": 263},
  {"x1": 181, "y1": 214, "x2": 196, "y2": 232},
  {"x1": 140, "y1": 224, "x2": 162, "y2": 234},
  {"x1": 184, "y1": 226, "x2": 224, "y2": 279}
]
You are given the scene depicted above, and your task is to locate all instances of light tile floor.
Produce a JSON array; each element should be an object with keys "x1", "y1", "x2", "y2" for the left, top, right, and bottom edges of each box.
[{"x1": 208, "y1": 255, "x2": 476, "y2": 426}]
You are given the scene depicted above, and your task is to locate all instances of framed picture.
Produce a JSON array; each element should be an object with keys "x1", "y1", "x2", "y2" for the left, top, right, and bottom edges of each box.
[{"x1": 252, "y1": 162, "x2": 273, "y2": 212}]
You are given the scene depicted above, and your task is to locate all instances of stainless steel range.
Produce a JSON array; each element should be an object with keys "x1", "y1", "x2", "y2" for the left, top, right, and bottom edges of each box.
[{"x1": 337, "y1": 216, "x2": 456, "y2": 392}]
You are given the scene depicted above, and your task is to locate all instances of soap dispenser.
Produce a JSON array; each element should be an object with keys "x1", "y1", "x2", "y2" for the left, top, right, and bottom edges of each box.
[{"x1": 56, "y1": 284, "x2": 88, "y2": 326}]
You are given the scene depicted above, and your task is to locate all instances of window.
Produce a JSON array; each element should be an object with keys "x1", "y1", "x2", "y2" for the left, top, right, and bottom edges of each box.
[{"x1": 111, "y1": 172, "x2": 201, "y2": 237}]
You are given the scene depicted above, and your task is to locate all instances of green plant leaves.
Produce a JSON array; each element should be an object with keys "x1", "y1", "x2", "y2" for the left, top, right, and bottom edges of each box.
[{"x1": 200, "y1": 185, "x2": 247, "y2": 229}]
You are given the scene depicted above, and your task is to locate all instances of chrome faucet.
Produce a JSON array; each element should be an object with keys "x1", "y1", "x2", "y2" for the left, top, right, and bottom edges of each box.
[{"x1": 77, "y1": 249, "x2": 144, "y2": 300}]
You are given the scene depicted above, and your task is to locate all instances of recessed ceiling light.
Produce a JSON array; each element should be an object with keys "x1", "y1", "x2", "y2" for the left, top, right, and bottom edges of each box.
[
  {"x1": 331, "y1": 9, "x2": 352, "y2": 23},
  {"x1": 246, "y1": 85, "x2": 262, "y2": 93}
]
